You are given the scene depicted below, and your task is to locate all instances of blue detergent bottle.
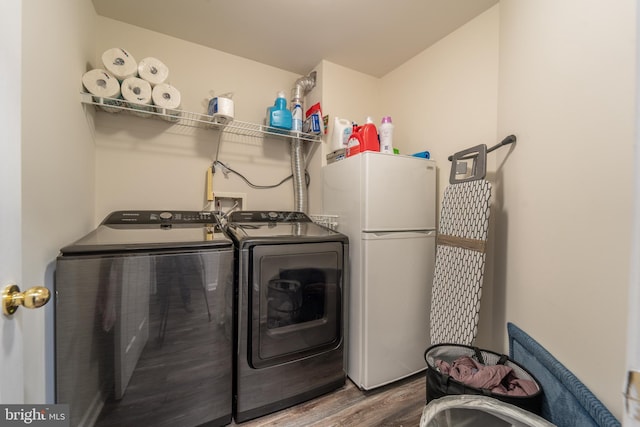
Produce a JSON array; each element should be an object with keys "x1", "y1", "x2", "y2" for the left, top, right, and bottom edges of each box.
[{"x1": 268, "y1": 91, "x2": 292, "y2": 130}]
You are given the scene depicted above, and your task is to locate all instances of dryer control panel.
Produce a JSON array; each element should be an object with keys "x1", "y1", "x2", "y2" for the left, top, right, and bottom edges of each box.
[
  {"x1": 103, "y1": 210, "x2": 217, "y2": 225},
  {"x1": 227, "y1": 211, "x2": 311, "y2": 223}
]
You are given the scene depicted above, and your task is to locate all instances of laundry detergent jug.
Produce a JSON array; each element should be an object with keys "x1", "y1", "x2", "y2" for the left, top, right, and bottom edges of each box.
[
  {"x1": 330, "y1": 117, "x2": 352, "y2": 152},
  {"x1": 346, "y1": 119, "x2": 379, "y2": 157}
]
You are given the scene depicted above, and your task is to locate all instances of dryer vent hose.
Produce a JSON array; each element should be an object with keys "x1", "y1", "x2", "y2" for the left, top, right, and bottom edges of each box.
[{"x1": 290, "y1": 71, "x2": 316, "y2": 213}]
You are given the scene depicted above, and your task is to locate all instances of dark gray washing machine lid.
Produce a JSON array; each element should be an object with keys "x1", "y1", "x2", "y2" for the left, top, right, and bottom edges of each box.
[{"x1": 60, "y1": 210, "x2": 232, "y2": 255}]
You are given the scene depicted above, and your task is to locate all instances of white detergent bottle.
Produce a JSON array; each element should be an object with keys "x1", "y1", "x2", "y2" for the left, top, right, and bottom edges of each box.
[
  {"x1": 291, "y1": 99, "x2": 303, "y2": 132},
  {"x1": 330, "y1": 117, "x2": 352, "y2": 152},
  {"x1": 379, "y1": 116, "x2": 394, "y2": 154}
]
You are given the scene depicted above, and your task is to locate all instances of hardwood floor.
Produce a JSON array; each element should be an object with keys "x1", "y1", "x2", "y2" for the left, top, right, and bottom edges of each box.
[{"x1": 230, "y1": 373, "x2": 427, "y2": 427}]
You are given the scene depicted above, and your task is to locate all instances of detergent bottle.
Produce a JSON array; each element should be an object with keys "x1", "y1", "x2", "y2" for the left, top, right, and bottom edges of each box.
[
  {"x1": 330, "y1": 117, "x2": 352, "y2": 152},
  {"x1": 346, "y1": 117, "x2": 379, "y2": 157},
  {"x1": 268, "y1": 91, "x2": 292, "y2": 130},
  {"x1": 291, "y1": 99, "x2": 303, "y2": 132},
  {"x1": 360, "y1": 117, "x2": 380, "y2": 152}
]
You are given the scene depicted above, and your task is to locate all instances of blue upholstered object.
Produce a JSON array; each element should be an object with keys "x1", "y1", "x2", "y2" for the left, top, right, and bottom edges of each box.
[{"x1": 507, "y1": 323, "x2": 620, "y2": 427}]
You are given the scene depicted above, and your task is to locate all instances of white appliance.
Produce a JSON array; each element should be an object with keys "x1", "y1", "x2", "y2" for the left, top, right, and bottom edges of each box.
[{"x1": 323, "y1": 151, "x2": 437, "y2": 390}]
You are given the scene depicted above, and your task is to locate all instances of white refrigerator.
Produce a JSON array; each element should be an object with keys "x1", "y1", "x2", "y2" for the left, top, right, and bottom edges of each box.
[{"x1": 323, "y1": 151, "x2": 437, "y2": 390}]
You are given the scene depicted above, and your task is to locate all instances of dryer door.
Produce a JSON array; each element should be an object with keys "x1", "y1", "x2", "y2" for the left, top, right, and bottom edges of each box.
[{"x1": 248, "y1": 242, "x2": 343, "y2": 368}]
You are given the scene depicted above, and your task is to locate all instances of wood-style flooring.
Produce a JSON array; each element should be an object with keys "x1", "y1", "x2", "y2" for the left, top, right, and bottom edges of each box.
[{"x1": 230, "y1": 373, "x2": 427, "y2": 427}]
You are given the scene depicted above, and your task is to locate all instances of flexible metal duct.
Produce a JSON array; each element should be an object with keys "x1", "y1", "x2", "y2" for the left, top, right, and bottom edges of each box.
[
  {"x1": 290, "y1": 137, "x2": 307, "y2": 212},
  {"x1": 290, "y1": 71, "x2": 316, "y2": 213}
]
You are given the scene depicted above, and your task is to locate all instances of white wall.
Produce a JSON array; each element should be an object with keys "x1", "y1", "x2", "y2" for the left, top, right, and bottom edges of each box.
[
  {"x1": 318, "y1": 59, "x2": 382, "y2": 148},
  {"x1": 21, "y1": 0, "x2": 98, "y2": 402},
  {"x1": 379, "y1": 6, "x2": 500, "y2": 348},
  {"x1": 93, "y1": 18, "x2": 320, "y2": 220},
  {"x1": 496, "y1": 1, "x2": 635, "y2": 418},
  {"x1": 380, "y1": 6, "x2": 499, "y2": 177}
]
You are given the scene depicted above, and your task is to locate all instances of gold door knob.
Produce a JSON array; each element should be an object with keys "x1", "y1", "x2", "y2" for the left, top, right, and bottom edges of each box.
[{"x1": 2, "y1": 284, "x2": 50, "y2": 316}]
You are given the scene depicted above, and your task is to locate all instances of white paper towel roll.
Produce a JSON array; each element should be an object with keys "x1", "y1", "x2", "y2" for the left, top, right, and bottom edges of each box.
[
  {"x1": 121, "y1": 77, "x2": 153, "y2": 117},
  {"x1": 207, "y1": 96, "x2": 234, "y2": 125},
  {"x1": 138, "y1": 57, "x2": 169, "y2": 87},
  {"x1": 101, "y1": 48, "x2": 137, "y2": 81},
  {"x1": 152, "y1": 83, "x2": 182, "y2": 122},
  {"x1": 81, "y1": 68, "x2": 123, "y2": 113}
]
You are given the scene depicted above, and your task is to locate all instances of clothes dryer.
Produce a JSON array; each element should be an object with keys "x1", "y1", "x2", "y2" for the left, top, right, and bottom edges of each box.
[{"x1": 225, "y1": 211, "x2": 348, "y2": 422}]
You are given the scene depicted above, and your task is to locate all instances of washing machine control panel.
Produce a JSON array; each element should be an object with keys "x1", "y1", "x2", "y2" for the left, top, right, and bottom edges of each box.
[
  {"x1": 103, "y1": 210, "x2": 217, "y2": 225},
  {"x1": 227, "y1": 211, "x2": 311, "y2": 223}
]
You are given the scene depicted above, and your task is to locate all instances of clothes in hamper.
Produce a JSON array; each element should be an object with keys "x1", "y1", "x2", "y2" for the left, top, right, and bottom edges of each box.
[{"x1": 436, "y1": 356, "x2": 539, "y2": 396}]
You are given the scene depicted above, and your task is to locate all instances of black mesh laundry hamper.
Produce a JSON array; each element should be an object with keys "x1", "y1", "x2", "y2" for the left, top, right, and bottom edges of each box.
[{"x1": 425, "y1": 343, "x2": 543, "y2": 416}]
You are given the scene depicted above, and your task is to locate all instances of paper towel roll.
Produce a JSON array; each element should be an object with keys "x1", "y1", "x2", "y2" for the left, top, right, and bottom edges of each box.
[
  {"x1": 121, "y1": 77, "x2": 153, "y2": 117},
  {"x1": 138, "y1": 57, "x2": 169, "y2": 87},
  {"x1": 152, "y1": 83, "x2": 182, "y2": 122},
  {"x1": 207, "y1": 96, "x2": 234, "y2": 125},
  {"x1": 101, "y1": 48, "x2": 137, "y2": 81},
  {"x1": 81, "y1": 68, "x2": 123, "y2": 113}
]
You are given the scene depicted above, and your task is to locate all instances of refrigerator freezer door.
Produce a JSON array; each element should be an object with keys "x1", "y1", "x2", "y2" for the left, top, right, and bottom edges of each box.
[
  {"x1": 355, "y1": 230, "x2": 436, "y2": 389},
  {"x1": 362, "y1": 153, "x2": 436, "y2": 231},
  {"x1": 322, "y1": 152, "x2": 437, "y2": 235}
]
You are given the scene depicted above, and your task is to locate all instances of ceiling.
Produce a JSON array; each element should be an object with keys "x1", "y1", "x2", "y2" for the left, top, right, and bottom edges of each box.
[{"x1": 92, "y1": 0, "x2": 498, "y2": 78}]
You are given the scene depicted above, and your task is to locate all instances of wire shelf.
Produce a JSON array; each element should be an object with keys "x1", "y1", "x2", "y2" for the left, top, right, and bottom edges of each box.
[
  {"x1": 80, "y1": 92, "x2": 322, "y2": 143},
  {"x1": 310, "y1": 214, "x2": 339, "y2": 231}
]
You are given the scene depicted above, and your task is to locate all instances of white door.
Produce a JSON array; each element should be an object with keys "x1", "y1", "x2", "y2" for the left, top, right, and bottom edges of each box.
[
  {"x1": 625, "y1": 127, "x2": 640, "y2": 424},
  {"x1": 625, "y1": 3, "x2": 640, "y2": 424},
  {"x1": 626, "y1": 3, "x2": 640, "y2": 424},
  {"x1": 360, "y1": 230, "x2": 436, "y2": 389},
  {"x1": 0, "y1": 0, "x2": 24, "y2": 404},
  {"x1": 361, "y1": 152, "x2": 437, "y2": 232}
]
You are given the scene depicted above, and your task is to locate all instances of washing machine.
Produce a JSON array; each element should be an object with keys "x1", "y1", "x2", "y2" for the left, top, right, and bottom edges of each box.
[
  {"x1": 225, "y1": 211, "x2": 348, "y2": 422},
  {"x1": 55, "y1": 210, "x2": 234, "y2": 427}
]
